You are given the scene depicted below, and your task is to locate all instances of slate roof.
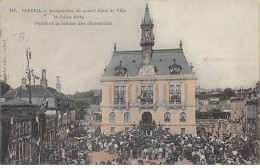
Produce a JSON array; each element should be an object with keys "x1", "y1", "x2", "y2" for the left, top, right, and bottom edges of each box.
[
  {"x1": 104, "y1": 49, "x2": 193, "y2": 77},
  {"x1": 2, "y1": 85, "x2": 73, "y2": 101},
  {"x1": 1, "y1": 99, "x2": 39, "y2": 107}
]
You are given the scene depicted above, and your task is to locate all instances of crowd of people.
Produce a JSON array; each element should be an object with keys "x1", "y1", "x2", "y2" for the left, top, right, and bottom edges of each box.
[{"x1": 42, "y1": 124, "x2": 259, "y2": 165}]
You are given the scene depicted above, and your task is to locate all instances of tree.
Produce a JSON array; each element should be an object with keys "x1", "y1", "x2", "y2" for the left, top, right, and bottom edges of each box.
[
  {"x1": 1, "y1": 81, "x2": 11, "y2": 96},
  {"x1": 224, "y1": 88, "x2": 235, "y2": 99},
  {"x1": 75, "y1": 100, "x2": 89, "y2": 110},
  {"x1": 196, "y1": 92, "x2": 208, "y2": 100},
  {"x1": 75, "y1": 100, "x2": 89, "y2": 120}
]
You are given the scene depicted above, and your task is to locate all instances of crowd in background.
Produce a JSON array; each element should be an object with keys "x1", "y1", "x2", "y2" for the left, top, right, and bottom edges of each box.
[{"x1": 41, "y1": 124, "x2": 259, "y2": 165}]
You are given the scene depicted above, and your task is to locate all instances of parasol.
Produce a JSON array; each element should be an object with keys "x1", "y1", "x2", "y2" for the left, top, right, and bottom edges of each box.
[
  {"x1": 232, "y1": 151, "x2": 238, "y2": 156},
  {"x1": 200, "y1": 155, "x2": 205, "y2": 160}
]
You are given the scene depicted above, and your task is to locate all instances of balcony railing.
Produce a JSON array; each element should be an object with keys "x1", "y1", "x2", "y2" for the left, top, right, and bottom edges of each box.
[
  {"x1": 140, "y1": 102, "x2": 156, "y2": 108},
  {"x1": 113, "y1": 102, "x2": 127, "y2": 108},
  {"x1": 100, "y1": 102, "x2": 187, "y2": 109},
  {"x1": 167, "y1": 102, "x2": 185, "y2": 107}
]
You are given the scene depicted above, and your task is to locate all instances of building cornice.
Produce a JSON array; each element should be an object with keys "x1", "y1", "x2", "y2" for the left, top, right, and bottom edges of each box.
[{"x1": 101, "y1": 74, "x2": 197, "y2": 83}]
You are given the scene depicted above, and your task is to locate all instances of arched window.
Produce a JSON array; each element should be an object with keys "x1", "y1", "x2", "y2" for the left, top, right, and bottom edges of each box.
[
  {"x1": 164, "y1": 112, "x2": 171, "y2": 122},
  {"x1": 109, "y1": 112, "x2": 116, "y2": 123},
  {"x1": 124, "y1": 112, "x2": 131, "y2": 123},
  {"x1": 180, "y1": 112, "x2": 187, "y2": 122}
]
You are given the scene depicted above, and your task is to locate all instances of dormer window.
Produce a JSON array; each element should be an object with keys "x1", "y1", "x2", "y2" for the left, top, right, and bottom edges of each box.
[
  {"x1": 169, "y1": 59, "x2": 182, "y2": 75},
  {"x1": 114, "y1": 60, "x2": 127, "y2": 76}
]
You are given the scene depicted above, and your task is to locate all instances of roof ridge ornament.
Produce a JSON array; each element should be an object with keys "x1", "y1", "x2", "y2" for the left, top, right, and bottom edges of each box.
[
  {"x1": 146, "y1": 3, "x2": 149, "y2": 11},
  {"x1": 179, "y1": 40, "x2": 183, "y2": 49},
  {"x1": 190, "y1": 63, "x2": 194, "y2": 71},
  {"x1": 114, "y1": 43, "x2": 117, "y2": 52}
]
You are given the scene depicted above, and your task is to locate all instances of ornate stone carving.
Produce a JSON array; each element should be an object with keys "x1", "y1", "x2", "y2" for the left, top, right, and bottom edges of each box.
[
  {"x1": 138, "y1": 63, "x2": 156, "y2": 76},
  {"x1": 169, "y1": 59, "x2": 182, "y2": 75},
  {"x1": 114, "y1": 60, "x2": 127, "y2": 76}
]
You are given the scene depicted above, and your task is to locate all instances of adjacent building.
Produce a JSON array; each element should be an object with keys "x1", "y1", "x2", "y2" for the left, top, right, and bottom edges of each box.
[
  {"x1": 100, "y1": 4, "x2": 196, "y2": 135},
  {"x1": 245, "y1": 83, "x2": 259, "y2": 137},
  {"x1": 0, "y1": 99, "x2": 43, "y2": 164},
  {"x1": 1, "y1": 69, "x2": 76, "y2": 150},
  {"x1": 231, "y1": 97, "x2": 245, "y2": 123}
]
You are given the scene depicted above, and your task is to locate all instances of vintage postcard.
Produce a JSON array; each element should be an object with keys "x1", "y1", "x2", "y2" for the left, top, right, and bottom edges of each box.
[{"x1": 0, "y1": 0, "x2": 259, "y2": 165}]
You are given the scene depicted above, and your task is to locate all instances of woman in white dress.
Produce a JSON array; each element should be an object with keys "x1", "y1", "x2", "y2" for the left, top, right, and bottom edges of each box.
[
  {"x1": 114, "y1": 143, "x2": 118, "y2": 154},
  {"x1": 130, "y1": 149, "x2": 133, "y2": 159},
  {"x1": 104, "y1": 142, "x2": 109, "y2": 152}
]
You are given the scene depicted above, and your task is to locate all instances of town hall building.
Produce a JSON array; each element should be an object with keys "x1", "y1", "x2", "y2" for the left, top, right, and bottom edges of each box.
[{"x1": 100, "y1": 4, "x2": 197, "y2": 135}]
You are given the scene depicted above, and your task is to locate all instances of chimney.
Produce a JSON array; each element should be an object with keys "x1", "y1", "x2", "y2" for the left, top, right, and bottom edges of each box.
[
  {"x1": 21, "y1": 78, "x2": 27, "y2": 90},
  {"x1": 56, "y1": 76, "x2": 61, "y2": 93},
  {"x1": 40, "y1": 69, "x2": 48, "y2": 86}
]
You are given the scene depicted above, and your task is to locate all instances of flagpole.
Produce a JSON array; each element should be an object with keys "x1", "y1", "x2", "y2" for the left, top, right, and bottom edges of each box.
[{"x1": 26, "y1": 48, "x2": 32, "y2": 104}]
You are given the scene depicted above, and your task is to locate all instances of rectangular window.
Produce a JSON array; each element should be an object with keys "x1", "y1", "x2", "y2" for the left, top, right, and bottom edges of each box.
[
  {"x1": 169, "y1": 84, "x2": 181, "y2": 103},
  {"x1": 110, "y1": 127, "x2": 115, "y2": 134},
  {"x1": 18, "y1": 122, "x2": 21, "y2": 135},
  {"x1": 125, "y1": 127, "x2": 129, "y2": 133},
  {"x1": 248, "y1": 105, "x2": 256, "y2": 118},
  {"x1": 16, "y1": 144, "x2": 19, "y2": 160},
  {"x1": 165, "y1": 128, "x2": 170, "y2": 133},
  {"x1": 114, "y1": 86, "x2": 126, "y2": 104},
  {"x1": 181, "y1": 128, "x2": 186, "y2": 134},
  {"x1": 140, "y1": 85, "x2": 153, "y2": 104}
]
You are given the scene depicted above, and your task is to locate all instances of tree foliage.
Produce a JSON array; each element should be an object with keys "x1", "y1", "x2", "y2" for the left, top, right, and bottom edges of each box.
[
  {"x1": 75, "y1": 100, "x2": 89, "y2": 120},
  {"x1": 196, "y1": 92, "x2": 208, "y2": 100},
  {"x1": 68, "y1": 90, "x2": 102, "y2": 120},
  {"x1": 1, "y1": 81, "x2": 11, "y2": 96},
  {"x1": 223, "y1": 88, "x2": 235, "y2": 99},
  {"x1": 196, "y1": 88, "x2": 235, "y2": 101}
]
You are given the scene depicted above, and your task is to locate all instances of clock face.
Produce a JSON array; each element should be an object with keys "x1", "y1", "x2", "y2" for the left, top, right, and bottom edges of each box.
[{"x1": 144, "y1": 66, "x2": 150, "y2": 72}]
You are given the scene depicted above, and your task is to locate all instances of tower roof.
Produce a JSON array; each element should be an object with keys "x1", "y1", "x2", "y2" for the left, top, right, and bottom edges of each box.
[{"x1": 144, "y1": 4, "x2": 152, "y2": 23}]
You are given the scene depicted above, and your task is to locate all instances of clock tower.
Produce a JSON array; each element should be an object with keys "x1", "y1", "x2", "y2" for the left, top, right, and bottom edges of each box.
[{"x1": 140, "y1": 4, "x2": 154, "y2": 62}]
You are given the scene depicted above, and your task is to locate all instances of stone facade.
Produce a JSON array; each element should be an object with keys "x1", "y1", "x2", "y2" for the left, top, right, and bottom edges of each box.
[{"x1": 100, "y1": 5, "x2": 196, "y2": 135}]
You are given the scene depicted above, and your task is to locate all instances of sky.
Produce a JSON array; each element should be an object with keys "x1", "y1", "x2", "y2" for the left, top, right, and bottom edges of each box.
[{"x1": 0, "y1": 0, "x2": 259, "y2": 94}]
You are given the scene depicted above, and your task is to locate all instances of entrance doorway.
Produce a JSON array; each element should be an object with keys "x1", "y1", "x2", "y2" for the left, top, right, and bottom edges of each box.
[{"x1": 142, "y1": 112, "x2": 152, "y2": 125}]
